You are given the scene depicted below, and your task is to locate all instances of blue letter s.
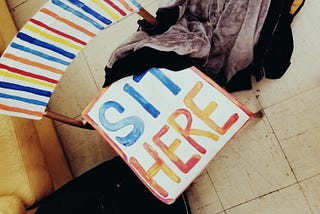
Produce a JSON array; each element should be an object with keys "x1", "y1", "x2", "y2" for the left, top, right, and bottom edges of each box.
[{"x1": 99, "y1": 101, "x2": 144, "y2": 147}]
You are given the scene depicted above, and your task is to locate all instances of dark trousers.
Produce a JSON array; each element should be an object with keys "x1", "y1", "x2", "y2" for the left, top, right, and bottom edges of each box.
[{"x1": 35, "y1": 156, "x2": 191, "y2": 214}]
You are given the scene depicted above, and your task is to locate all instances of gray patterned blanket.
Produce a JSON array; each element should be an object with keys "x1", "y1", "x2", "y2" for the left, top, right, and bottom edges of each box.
[{"x1": 107, "y1": 0, "x2": 271, "y2": 82}]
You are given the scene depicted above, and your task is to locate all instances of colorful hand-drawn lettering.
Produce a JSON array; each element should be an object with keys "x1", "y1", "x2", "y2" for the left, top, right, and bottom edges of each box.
[
  {"x1": 124, "y1": 83, "x2": 160, "y2": 118},
  {"x1": 99, "y1": 100, "x2": 144, "y2": 147},
  {"x1": 184, "y1": 81, "x2": 239, "y2": 135},
  {"x1": 153, "y1": 125, "x2": 201, "y2": 173},
  {"x1": 83, "y1": 67, "x2": 253, "y2": 204},
  {"x1": 168, "y1": 108, "x2": 209, "y2": 154},
  {"x1": 130, "y1": 143, "x2": 181, "y2": 198}
]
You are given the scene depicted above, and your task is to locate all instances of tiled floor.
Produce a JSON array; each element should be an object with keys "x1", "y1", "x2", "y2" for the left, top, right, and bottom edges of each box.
[{"x1": 8, "y1": 0, "x2": 320, "y2": 213}]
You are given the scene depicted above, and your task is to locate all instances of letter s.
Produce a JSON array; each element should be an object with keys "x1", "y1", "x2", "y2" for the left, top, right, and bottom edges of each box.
[{"x1": 99, "y1": 101, "x2": 144, "y2": 147}]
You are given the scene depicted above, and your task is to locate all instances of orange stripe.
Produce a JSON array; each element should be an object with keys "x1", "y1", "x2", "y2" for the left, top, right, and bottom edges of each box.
[
  {"x1": 117, "y1": 0, "x2": 134, "y2": 12},
  {"x1": 4, "y1": 53, "x2": 64, "y2": 75},
  {"x1": 41, "y1": 8, "x2": 96, "y2": 37},
  {"x1": 0, "y1": 103, "x2": 43, "y2": 117}
]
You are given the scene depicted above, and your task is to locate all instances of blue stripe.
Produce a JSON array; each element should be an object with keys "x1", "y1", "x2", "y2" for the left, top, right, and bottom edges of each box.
[
  {"x1": 133, "y1": 68, "x2": 181, "y2": 95},
  {"x1": 17, "y1": 32, "x2": 75, "y2": 59},
  {"x1": 0, "y1": 93, "x2": 47, "y2": 106},
  {"x1": 133, "y1": 69, "x2": 148, "y2": 82},
  {"x1": 0, "y1": 82, "x2": 52, "y2": 97},
  {"x1": 10, "y1": 42, "x2": 71, "y2": 66},
  {"x1": 124, "y1": 83, "x2": 160, "y2": 118},
  {"x1": 52, "y1": 0, "x2": 105, "y2": 30},
  {"x1": 129, "y1": 0, "x2": 142, "y2": 9},
  {"x1": 150, "y1": 68, "x2": 181, "y2": 95},
  {"x1": 66, "y1": 0, "x2": 112, "y2": 25}
]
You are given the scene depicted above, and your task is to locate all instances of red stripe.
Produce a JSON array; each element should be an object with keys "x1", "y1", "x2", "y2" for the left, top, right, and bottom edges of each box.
[
  {"x1": 104, "y1": 0, "x2": 127, "y2": 16},
  {"x1": 0, "y1": 64, "x2": 58, "y2": 84},
  {"x1": 29, "y1": 18, "x2": 87, "y2": 46}
]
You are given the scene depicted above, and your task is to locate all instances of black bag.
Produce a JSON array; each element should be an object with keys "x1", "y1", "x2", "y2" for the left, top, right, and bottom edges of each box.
[
  {"x1": 225, "y1": 0, "x2": 305, "y2": 92},
  {"x1": 34, "y1": 156, "x2": 191, "y2": 214}
]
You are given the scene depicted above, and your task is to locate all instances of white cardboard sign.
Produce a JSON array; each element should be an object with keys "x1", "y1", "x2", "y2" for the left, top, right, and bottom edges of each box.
[{"x1": 82, "y1": 67, "x2": 252, "y2": 204}]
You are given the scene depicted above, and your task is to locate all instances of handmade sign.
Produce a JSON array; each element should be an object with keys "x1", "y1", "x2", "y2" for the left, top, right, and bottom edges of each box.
[
  {"x1": 0, "y1": 0, "x2": 143, "y2": 120},
  {"x1": 82, "y1": 66, "x2": 253, "y2": 204}
]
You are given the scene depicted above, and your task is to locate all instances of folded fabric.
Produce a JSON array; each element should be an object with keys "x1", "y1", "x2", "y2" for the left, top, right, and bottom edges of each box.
[
  {"x1": 106, "y1": 0, "x2": 271, "y2": 85},
  {"x1": 104, "y1": 0, "x2": 304, "y2": 92}
]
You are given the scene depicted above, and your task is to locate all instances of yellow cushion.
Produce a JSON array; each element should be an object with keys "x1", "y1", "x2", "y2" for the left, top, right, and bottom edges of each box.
[
  {"x1": 0, "y1": 195, "x2": 25, "y2": 214},
  {"x1": 33, "y1": 117, "x2": 72, "y2": 189},
  {"x1": 0, "y1": 0, "x2": 17, "y2": 54},
  {"x1": 0, "y1": 116, "x2": 53, "y2": 207}
]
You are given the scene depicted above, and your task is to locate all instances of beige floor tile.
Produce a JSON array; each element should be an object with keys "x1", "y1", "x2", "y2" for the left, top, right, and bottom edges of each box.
[
  {"x1": 56, "y1": 122, "x2": 117, "y2": 177},
  {"x1": 281, "y1": 127, "x2": 320, "y2": 180},
  {"x1": 280, "y1": 126, "x2": 320, "y2": 181},
  {"x1": 206, "y1": 116, "x2": 296, "y2": 209},
  {"x1": 254, "y1": 0, "x2": 320, "y2": 108},
  {"x1": 300, "y1": 175, "x2": 320, "y2": 213},
  {"x1": 226, "y1": 184, "x2": 312, "y2": 214},
  {"x1": 264, "y1": 87, "x2": 320, "y2": 141},
  {"x1": 186, "y1": 171, "x2": 224, "y2": 214},
  {"x1": 48, "y1": 52, "x2": 99, "y2": 118},
  {"x1": 230, "y1": 88, "x2": 263, "y2": 114},
  {"x1": 190, "y1": 203, "x2": 225, "y2": 214}
]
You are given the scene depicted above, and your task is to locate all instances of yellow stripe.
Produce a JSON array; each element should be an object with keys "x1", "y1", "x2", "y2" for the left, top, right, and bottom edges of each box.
[
  {"x1": 24, "y1": 24, "x2": 82, "y2": 51},
  {"x1": 91, "y1": 0, "x2": 120, "y2": 21},
  {"x1": 0, "y1": 69, "x2": 55, "y2": 89}
]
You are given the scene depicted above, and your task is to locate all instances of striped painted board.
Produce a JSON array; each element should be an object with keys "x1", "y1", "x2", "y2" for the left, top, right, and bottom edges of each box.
[{"x1": 0, "y1": 0, "x2": 142, "y2": 120}]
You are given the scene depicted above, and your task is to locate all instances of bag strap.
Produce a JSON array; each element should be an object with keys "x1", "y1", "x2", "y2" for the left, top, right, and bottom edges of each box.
[{"x1": 290, "y1": 0, "x2": 305, "y2": 17}]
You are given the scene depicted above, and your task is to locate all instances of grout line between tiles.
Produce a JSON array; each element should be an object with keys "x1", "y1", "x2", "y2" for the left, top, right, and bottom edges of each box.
[
  {"x1": 297, "y1": 183, "x2": 316, "y2": 214},
  {"x1": 214, "y1": 86, "x2": 307, "y2": 212},
  {"x1": 223, "y1": 182, "x2": 299, "y2": 212},
  {"x1": 253, "y1": 80, "x2": 298, "y2": 181},
  {"x1": 263, "y1": 108, "x2": 299, "y2": 182},
  {"x1": 280, "y1": 126, "x2": 320, "y2": 142},
  {"x1": 259, "y1": 101, "x2": 317, "y2": 213},
  {"x1": 298, "y1": 172, "x2": 320, "y2": 183},
  {"x1": 258, "y1": 85, "x2": 319, "y2": 110},
  {"x1": 81, "y1": 50, "x2": 101, "y2": 91},
  {"x1": 205, "y1": 169, "x2": 226, "y2": 212},
  {"x1": 296, "y1": 172, "x2": 320, "y2": 214},
  {"x1": 252, "y1": 82, "x2": 319, "y2": 214}
]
